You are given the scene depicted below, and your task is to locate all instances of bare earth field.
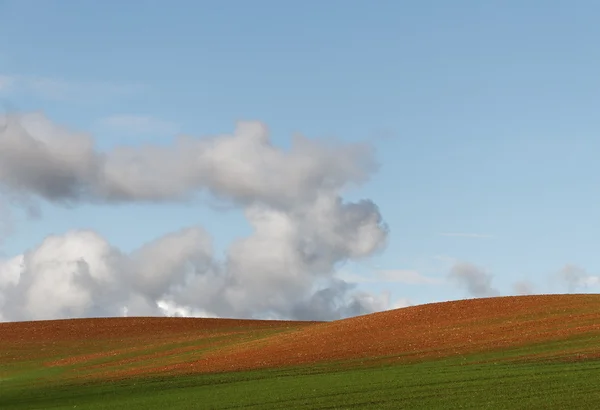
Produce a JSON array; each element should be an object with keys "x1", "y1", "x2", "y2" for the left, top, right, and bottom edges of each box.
[
  {"x1": 0, "y1": 317, "x2": 318, "y2": 382},
  {"x1": 2, "y1": 294, "x2": 600, "y2": 409},
  {"x1": 1, "y1": 294, "x2": 600, "y2": 380}
]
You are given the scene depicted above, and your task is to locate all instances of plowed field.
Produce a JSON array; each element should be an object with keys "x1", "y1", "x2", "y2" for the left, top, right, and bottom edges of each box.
[
  {"x1": 3, "y1": 294, "x2": 600, "y2": 409},
  {"x1": 167, "y1": 293, "x2": 600, "y2": 374},
  {"x1": 2, "y1": 294, "x2": 600, "y2": 380}
]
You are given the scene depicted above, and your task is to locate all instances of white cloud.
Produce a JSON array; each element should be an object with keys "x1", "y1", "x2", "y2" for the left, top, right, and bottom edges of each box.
[
  {"x1": 555, "y1": 264, "x2": 600, "y2": 292},
  {"x1": 0, "y1": 112, "x2": 390, "y2": 322},
  {"x1": 448, "y1": 261, "x2": 499, "y2": 297},
  {"x1": 157, "y1": 300, "x2": 217, "y2": 318},
  {"x1": 581, "y1": 276, "x2": 600, "y2": 287},
  {"x1": 0, "y1": 230, "x2": 132, "y2": 321},
  {"x1": 0, "y1": 255, "x2": 22, "y2": 289},
  {"x1": 390, "y1": 298, "x2": 412, "y2": 309},
  {"x1": 0, "y1": 112, "x2": 377, "y2": 207},
  {"x1": 512, "y1": 280, "x2": 535, "y2": 295},
  {"x1": 0, "y1": 226, "x2": 391, "y2": 322},
  {"x1": 98, "y1": 115, "x2": 179, "y2": 136}
]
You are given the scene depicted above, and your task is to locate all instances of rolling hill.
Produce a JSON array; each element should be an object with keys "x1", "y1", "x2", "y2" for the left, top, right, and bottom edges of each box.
[{"x1": 2, "y1": 294, "x2": 600, "y2": 409}]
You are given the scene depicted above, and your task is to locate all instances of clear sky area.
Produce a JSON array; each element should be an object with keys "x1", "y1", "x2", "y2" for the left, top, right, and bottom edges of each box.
[{"x1": 0, "y1": 0, "x2": 599, "y2": 321}]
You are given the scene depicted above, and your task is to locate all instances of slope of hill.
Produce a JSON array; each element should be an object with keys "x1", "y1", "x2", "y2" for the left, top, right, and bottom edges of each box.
[
  {"x1": 167, "y1": 293, "x2": 600, "y2": 375},
  {"x1": 0, "y1": 316, "x2": 318, "y2": 382},
  {"x1": 2, "y1": 294, "x2": 600, "y2": 381},
  {"x1": 3, "y1": 294, "x2": 600, "y2": 409}
]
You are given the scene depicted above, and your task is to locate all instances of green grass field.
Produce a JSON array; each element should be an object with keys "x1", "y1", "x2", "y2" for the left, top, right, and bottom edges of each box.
[
  {"x1": 2, "y1": 295, "x2": 600, "y2": 409},
  {"x1": 4, "y1": 335, "x2": 600, "y2": 409},
  {"x1": 3, "y1": 350, "x2": 600, "y2": 409}
]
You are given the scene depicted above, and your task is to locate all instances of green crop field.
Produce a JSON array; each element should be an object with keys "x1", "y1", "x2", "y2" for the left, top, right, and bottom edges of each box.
[
  {"x1": 2, "y1": 295, "x2": 600, "y2": 409},
  {"x1": 3, "y1": 351, "x2": 600, "y2": 409}
]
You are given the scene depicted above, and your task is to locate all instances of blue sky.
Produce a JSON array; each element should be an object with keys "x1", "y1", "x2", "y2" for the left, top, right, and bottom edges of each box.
[{"x1": 1, "y1": 0, "x2": 599, "y2": 321}]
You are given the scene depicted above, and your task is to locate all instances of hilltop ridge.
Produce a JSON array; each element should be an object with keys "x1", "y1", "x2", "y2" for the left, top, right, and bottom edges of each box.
[{"x1": 2, "y1": 294, "x2": 600, "y2": 380}]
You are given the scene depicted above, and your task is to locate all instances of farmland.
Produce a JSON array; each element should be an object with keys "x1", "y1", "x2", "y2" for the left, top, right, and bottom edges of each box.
[{"x1": 2, "y1": 294, "x2": 600, "y2": 409}]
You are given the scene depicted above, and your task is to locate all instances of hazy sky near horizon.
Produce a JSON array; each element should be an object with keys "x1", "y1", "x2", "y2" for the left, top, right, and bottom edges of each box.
[{"x1": 0, "y1": 0, "x2": 599, "y2": 322}]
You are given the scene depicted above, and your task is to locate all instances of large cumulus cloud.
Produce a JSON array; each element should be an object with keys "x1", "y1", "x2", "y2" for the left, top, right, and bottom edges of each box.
[
  {"x1": 0, "y1": 112, "x2": 389, "y2": 321},
  {"x1": 0, "y1": 113, "x2": 376, "y2": 207}
]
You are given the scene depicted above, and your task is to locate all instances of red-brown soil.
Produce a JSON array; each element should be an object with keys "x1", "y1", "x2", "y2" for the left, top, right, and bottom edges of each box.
[
  {"x1": 0, "y1": 316, "x2": 314, "y2": 344},
  {"x1": 0, "y1": 317, "x2": 317, "y2": 367},
  {"x1": 2, "y1": 294, "x2": 600, "y2": 380},
  {"x1": 157, "y1": 294, "x2": 600, "y2": 375}
]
